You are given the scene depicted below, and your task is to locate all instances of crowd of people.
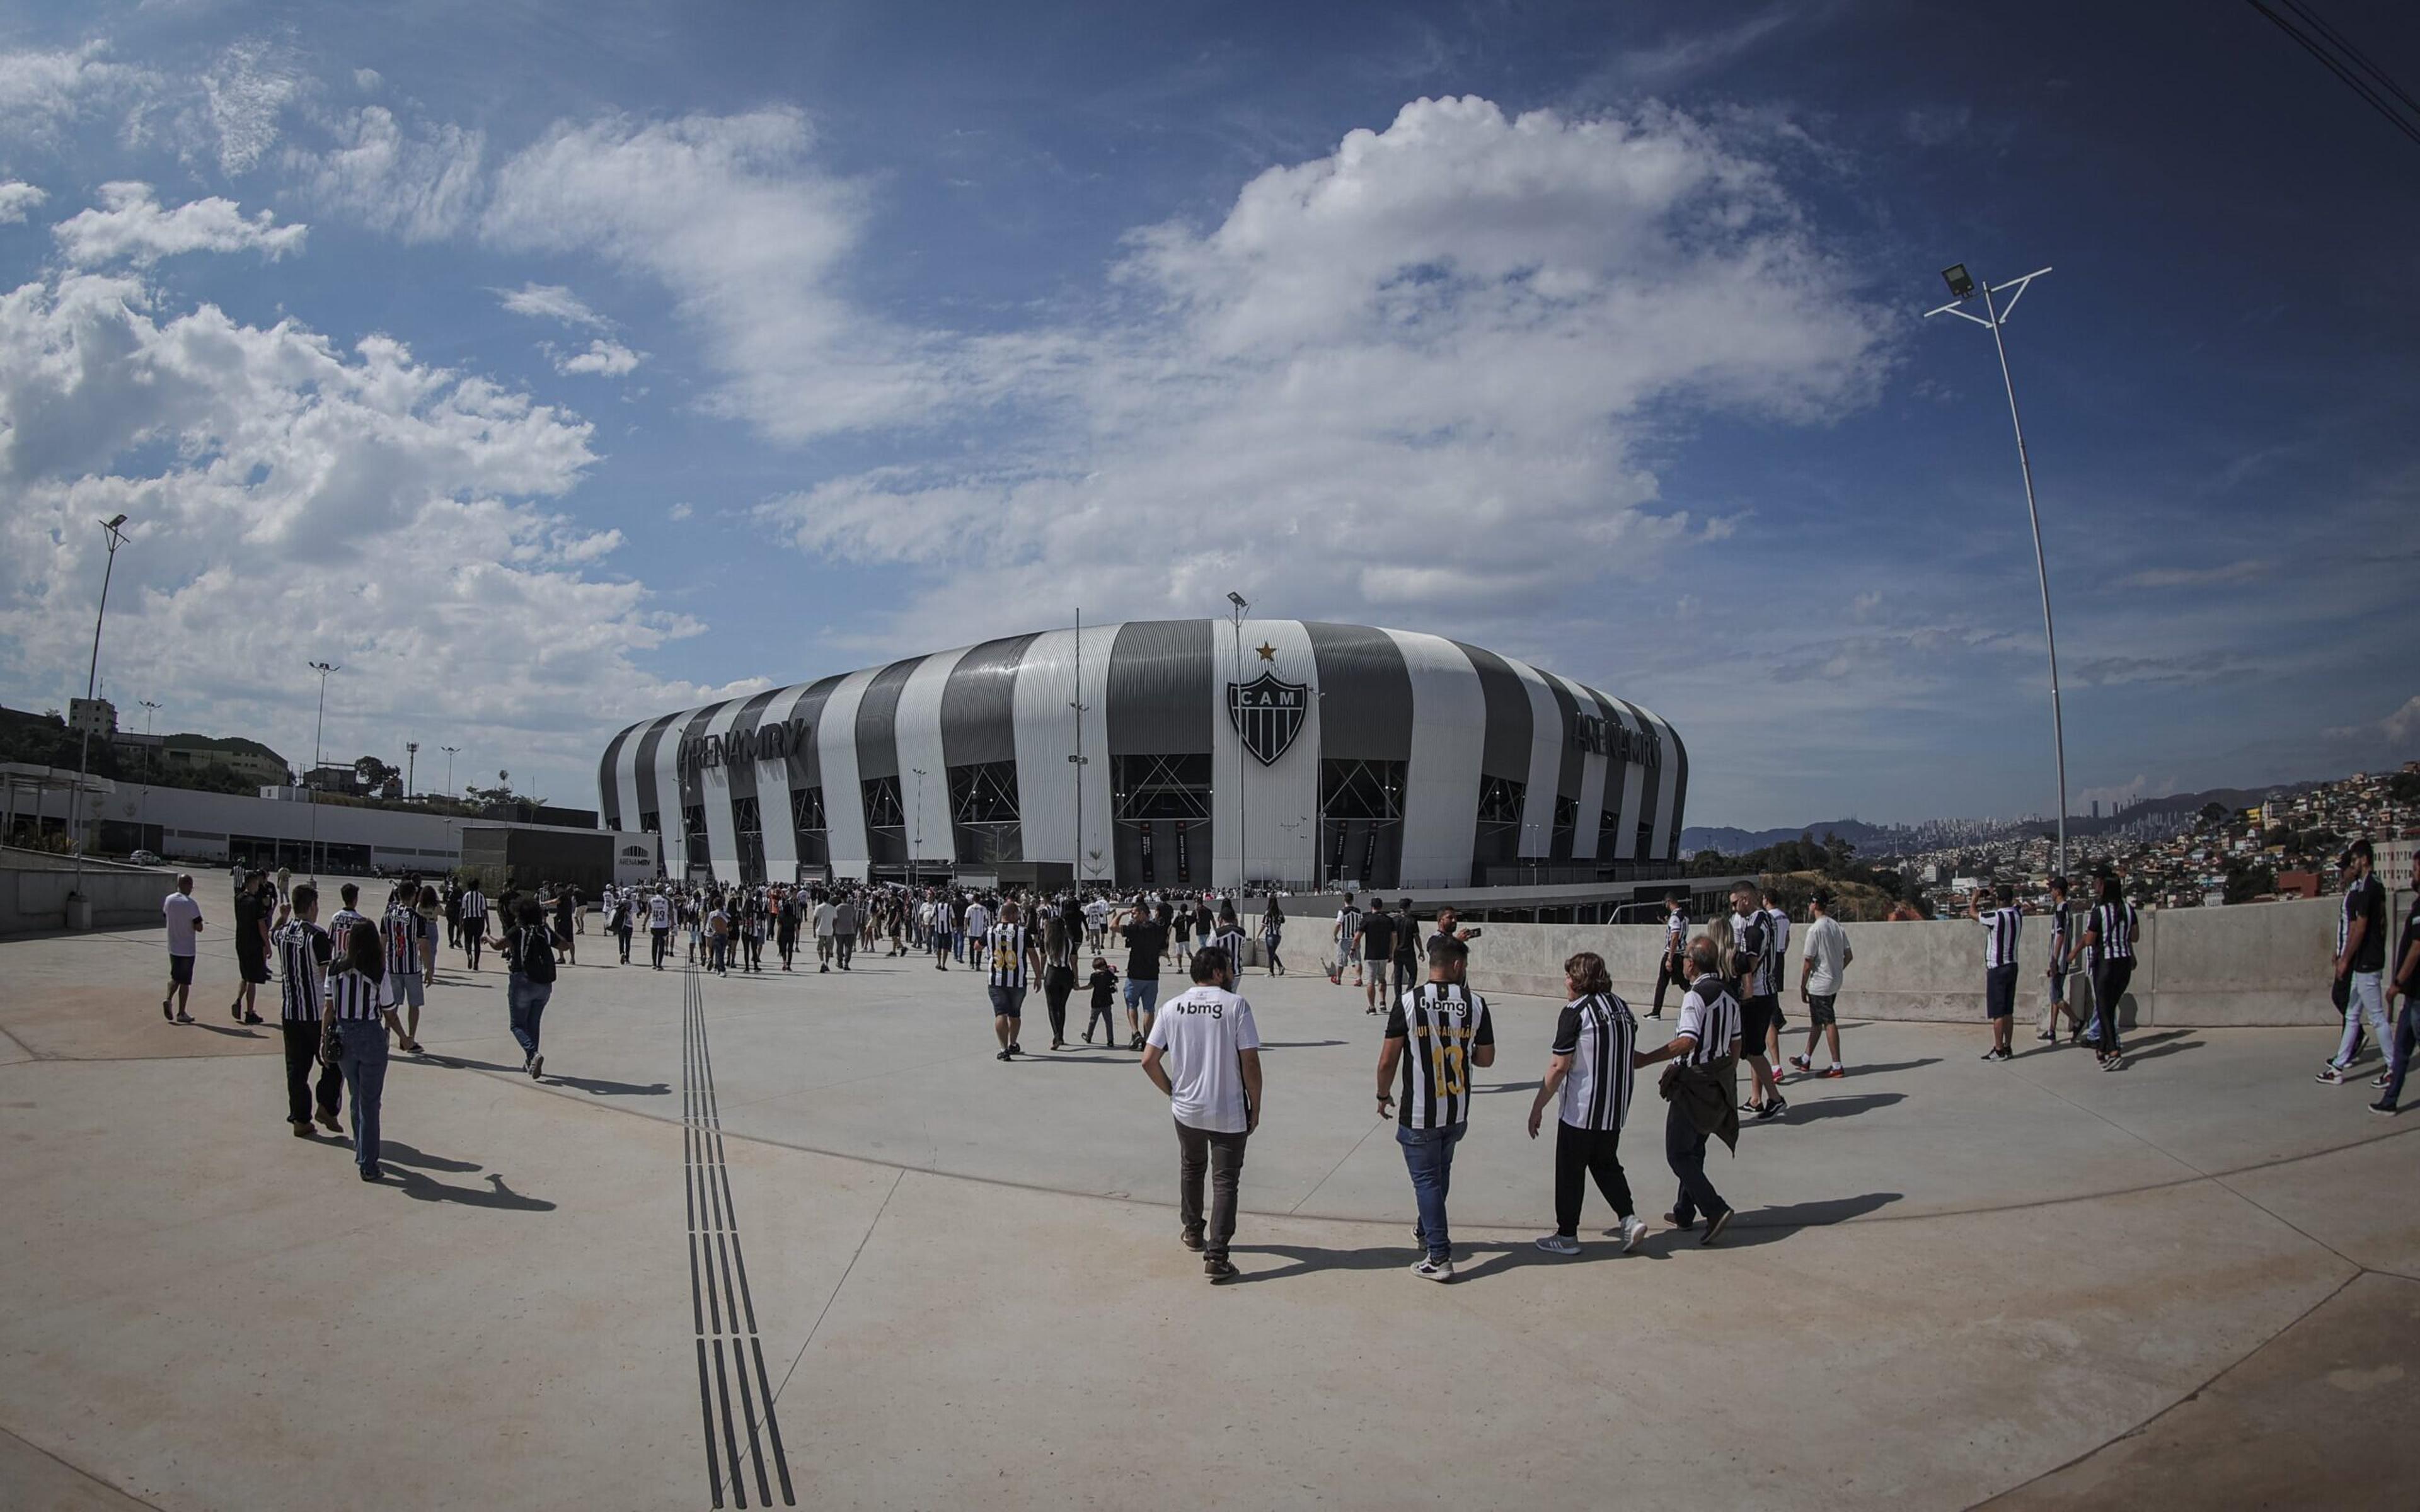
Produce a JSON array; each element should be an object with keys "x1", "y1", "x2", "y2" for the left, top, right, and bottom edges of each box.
[{"x1": 152, "y1": 846, "x2": 2420, "y2": 1278}]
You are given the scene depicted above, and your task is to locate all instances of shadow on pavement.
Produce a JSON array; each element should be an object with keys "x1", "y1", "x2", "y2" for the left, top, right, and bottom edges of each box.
[
  {"x1": 1831, "y1": 1058, "x2": 1940, "y2": 1078},
  {"x1": 182, "y1": 1020, "x2": 265, "y2": 1040},
  {"x1": 389, "y1": 1167, "x2": 556, "y2": 1211},
  {"x1": 1257, "y1": 1040, "x2": 1349, "y2": 1050},
  {"x1": 376, "y1": 1140, "x2": 481, "y2": 1172},
  {"x1": 1473, "y1": 1079, "x2": 1543, "y2": 1095},
  {"x1": 423, "y1": 1053, "x2": 669, "y2": 1097},
  {"x1": 1712, "y1": 1191, "x2": 1903, "y2": 1247},
  {"x1": 1772, "y1": 1092, "x2": 1904, "y2": 1124}
]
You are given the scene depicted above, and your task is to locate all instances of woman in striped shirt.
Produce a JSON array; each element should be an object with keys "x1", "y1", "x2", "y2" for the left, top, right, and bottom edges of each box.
[
  {"x1": 2082, "y1": 871, "x2": 2136, "y2": 1072},
  {"x1": 325, "y1": 915, "x2": 405, "y2": 1181},
  {"x1": 1527, "y1": 951, "x2": 1647, "y2": 1257}
]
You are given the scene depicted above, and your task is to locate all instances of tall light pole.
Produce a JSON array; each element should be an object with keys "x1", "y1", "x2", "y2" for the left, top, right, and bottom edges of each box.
[
  {"x1": 441, "y1": 745, "x2": 460, "y2": 798},
  {"x1": 909, "y1": 766, "x2": 927, "y2": 886},
  {"x1": 66, "y1": 514, "x2": 130, "y2": 876},
  {"x1": 1069, "y1": 607, "x2": 1090, "y2": 895},
  {"x1": 308, "y1": 660, "x2": 340, "y2": 879},
  {"x1": 1926, "y1": 263, "x2": 2070, "y2": 879},
  {"x1": 405, "y1": 740, "x2": 418, "y2": 799},
  {"x1": 1226, "y1": 590, "x2": 1248, "y2": 894},
  {"x1": 136, "y1": 697, "x2": 161, "y2": 837}
]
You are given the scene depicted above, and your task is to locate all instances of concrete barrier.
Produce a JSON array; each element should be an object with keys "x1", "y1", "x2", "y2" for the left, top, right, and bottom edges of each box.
[
  {"x1": 1456, "y1": 892, "x2": 2406, "y2": 1029},
  {"x1": 1, "y1": 850, "x2": 173, "y2": 936}
]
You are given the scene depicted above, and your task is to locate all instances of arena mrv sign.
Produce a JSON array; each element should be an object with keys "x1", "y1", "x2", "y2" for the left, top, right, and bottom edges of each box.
[{"x1": 677, "y1": 716, "x2": 812, "y2": 774}]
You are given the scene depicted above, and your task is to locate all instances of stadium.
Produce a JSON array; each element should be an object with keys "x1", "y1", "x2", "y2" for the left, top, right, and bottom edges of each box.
[{"x1": 597, "y1": 619, "x2": 1688, "y2": 892}]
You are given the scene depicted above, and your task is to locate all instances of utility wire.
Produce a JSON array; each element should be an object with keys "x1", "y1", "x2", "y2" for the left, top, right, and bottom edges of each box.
[
  {"x1": 2245, "y1": 0, "x2": 2420, "y2": 148},
  {"x1": 2279, "y1": 0, "x2": 2420, "y2": 118}
]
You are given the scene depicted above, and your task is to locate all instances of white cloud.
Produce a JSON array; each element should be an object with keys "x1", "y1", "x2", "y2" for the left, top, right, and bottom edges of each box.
[
  {"x1": 0, "y1": 41, "x2": 159, "y2": 149},
  {"x1": 668, "y1": 502, "x2": 693, "y2": 521},
  {"x1": 353, "y1": 67, "x2": 383, "y2": 93},
  {"x1": 483, "y1": 108, "x2": 942, "y2": 439},
  {"x1": 2116, "y1": 558, "x2": 2265, "y2": 590},
  {"x1": 192, "y1": 37, "x2": 303, "y2": 175},
  {"x1": 0, "y1": 181, "x2": 46, "y2": 224},
  {"x1": 52, "y1": 182, "x2": 308, "y2": 266},
  {"x1": 555, "y1": 338, "x2": 642, "y2": 377},
  {"x1": 496, "y1": 282, "x2": 610, "y2": 330},
  {"x1": 0, "y1": 265, "x2": 733, "y2": 799},
  {"x1": 756, "y1": 96, "x2": 1889, "y2": 651},
  {"x1": 287, "y1": 105, "x2": 483, "y2": 242}
]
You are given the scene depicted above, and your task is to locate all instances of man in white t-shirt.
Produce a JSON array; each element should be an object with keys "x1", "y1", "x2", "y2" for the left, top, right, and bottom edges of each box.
[
  {"x1": 1141, "y1": 944, "x2": 1263, "y2": 1282},
  {"x1": 161, "y1": 874, "x2": 205, "y2": 1024},
  {"x1": 1790, "y1": 888, "x2": 1853, "y2": 1078}
]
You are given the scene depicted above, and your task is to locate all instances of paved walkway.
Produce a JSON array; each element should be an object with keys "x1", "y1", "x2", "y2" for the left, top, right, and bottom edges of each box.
[{"x1": 2, "y1": 878, "x2": 2414, "y2": 1509}]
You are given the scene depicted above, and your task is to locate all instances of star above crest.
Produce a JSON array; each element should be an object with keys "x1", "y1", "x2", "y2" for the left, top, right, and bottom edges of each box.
[{"x1": 1255, "y1": 641, "x2": 1277, "y2": 661}]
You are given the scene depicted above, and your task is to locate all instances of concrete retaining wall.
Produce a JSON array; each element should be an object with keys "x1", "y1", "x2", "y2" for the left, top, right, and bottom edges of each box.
[
  {"x1": 1457, "y1": 893, "x2": 2406, "y2": 1029},
  {"x1": 1, "y1": 852, "x2": 173, "y2": 936}
]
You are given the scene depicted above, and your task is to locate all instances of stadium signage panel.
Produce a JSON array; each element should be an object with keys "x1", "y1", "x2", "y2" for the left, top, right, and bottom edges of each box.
[
  {"x1": 1569, "y1": 713, "x2": 1660, "y2": 767},
  {"x1": 678, "y1": 718, "x2": 813, "y2": 773}
]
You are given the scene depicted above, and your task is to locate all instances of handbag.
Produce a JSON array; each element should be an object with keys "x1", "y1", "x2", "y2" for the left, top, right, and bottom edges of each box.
[{"x1": 318, "y1": 1005, "x2": 342, "y2": 1070}]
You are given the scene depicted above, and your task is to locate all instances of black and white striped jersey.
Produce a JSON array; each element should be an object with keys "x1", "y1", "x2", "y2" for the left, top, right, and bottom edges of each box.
[
  {"x1": 1334, "y1": 905, "x2": 1361, "y2": 945},
  {"x1": 459, "y1": 889, "x2": 489, "y2": 925},
  {"x1": 2092, "y1": 900, "x2": 2138, "y2": 962},
  {"x1": 1675, "y1": 976, "x2": 1742, "y2": 1066},
  {"x1": 328, "y1": 907, "x2": 365, "y2": 961},
  {"x1": 383, "y1": 905, "x2": 420, "y2": 975},
  {"x1": 274, "y1": 920, "x2": 331, "y2": 1022},
  {"x1": 325, "y1": 966, "x2": 393, "y2": 1021},
  {"x1": 1766, "y1": 908, "x2": 1790, "y2": 983},
  {"x1": 1729, "y1": 911, "x2": 1773, "y2": 997},
  {"x1": 1664, "y1": 908, "x2": 1686, "y2": 954},
  {"x1": 1552, "y1": 992, "x2": 1637, "y2": 1131},
  {"x1": 2046, "y1": 906, "x2": 2071, "y2": 970},
  {"x1": 1384, "y1": 982, "x2": 1495, "y2": 1130},
  {"x1": 1979, "y1": 906, "x2": 2022, "y2": 970},
  {"x1": 1212, "y1": 925, "x2": 1248, "y2": 966},
  {"x1": 986, "y1": 923, "x2": 1030, "y2": 988}
]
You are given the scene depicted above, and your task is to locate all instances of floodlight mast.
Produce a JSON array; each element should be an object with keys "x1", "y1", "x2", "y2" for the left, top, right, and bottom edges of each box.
[{"x1": 1925, "y1": 264, "x2": 2068, "y2": 880}]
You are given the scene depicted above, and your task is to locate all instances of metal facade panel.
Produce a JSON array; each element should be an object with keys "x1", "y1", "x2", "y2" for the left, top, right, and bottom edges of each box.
[
  {"x1": 939, "y1": 634, "x2": 1035, "y2": 769},
  {"x1": 1664, "y1": 719, "x2": 1690, "y2": 856},
  {"x1": 629, "y1": 711, "x2": 683, "y2": 833},
  {"x1": 1505, "y1": 656, "x2": 1567, "y2": 859},
  {"x1": 1105, "y1": 620, "x2": 1213, "y2": 756},
  {"x1": 1300, "y1": 621, "x2": 1410, "y2": 762},
  {"x1": 1546, "y1": 672, "x2": 1609, "y2": 860},
  {"x1": 1637, "y1": 702, "x2": 1682, "y2": 860},
  {"x1": 894, "y1": 647, "x2": 968, "y2": 869},
  {"x1": 1010, "y1": 623, "x2": 1119, "y2": 876},
  {"x1": 815, "y1": 667, "x2": 881, "y2": 879},
  {"x1": 853, "y1": 656, "x2": 925, "y2": 783},
  {"x1": 1605, "y1": 693, "x2": 1662, "y2": 855},
  {"x1": 1208, "y1": 619, "x2": 1320, "y2": 886},
  {"x1": 762, "y1": 673, "x2": 844, "y2": 879},
  {"x1": 1383, "y1": 628, "x2": 1485, "y2": 889},
  {"x1": 597, "y1": 721, "x2": 638, "y2": 828},
  {"x1": 1598, "y1": 691, "x2": 1647, "y2": 861},
  {"x1": 696, "y1": 699, "x2": 755, "y2": 880},
  {"x1": 1451, "y1": 641, "x2": 1533, "y2": 781}
]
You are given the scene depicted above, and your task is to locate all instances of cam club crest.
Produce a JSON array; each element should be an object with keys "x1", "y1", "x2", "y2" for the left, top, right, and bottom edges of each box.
[{"x1": 1226, "y1": 671, "x2": 1308, "y2": 767}]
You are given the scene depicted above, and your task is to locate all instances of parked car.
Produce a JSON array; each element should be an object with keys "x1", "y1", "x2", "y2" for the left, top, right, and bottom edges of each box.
[{"x1": 129, "y1": 850, "x2": 163, "y2": 866}]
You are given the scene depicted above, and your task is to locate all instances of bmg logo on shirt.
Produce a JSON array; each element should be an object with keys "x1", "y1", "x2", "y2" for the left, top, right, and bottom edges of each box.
[{"x1": 1173, "y1": 1000, "x2": 1225, "y2": 1019}]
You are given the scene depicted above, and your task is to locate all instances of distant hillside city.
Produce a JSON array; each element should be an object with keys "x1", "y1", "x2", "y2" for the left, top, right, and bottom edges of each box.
[{"x1": 1683, "y1": 762, "x2": 2419, "y2": 917}]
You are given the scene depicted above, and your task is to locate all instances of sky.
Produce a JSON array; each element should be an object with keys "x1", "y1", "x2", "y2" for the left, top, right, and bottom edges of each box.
[{"x1": 1, "y1": 0, "x2": 2414, "y2": 828}]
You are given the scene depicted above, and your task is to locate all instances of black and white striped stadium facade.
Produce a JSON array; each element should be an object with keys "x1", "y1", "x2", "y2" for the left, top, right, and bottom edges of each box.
[{"x1": 597, "y1": 620, "x2": 1688, "y2": 892}]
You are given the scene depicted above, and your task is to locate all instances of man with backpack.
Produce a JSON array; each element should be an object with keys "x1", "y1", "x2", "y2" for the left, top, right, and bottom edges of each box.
[{"x1": 490, "y1": 898, "x2": 559, "y2": 1080}]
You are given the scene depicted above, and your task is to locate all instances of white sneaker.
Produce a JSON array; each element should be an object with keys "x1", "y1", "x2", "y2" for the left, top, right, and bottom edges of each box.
[
  {"x1": 1534, "y1": 1234, "x2": 1581, "y2": 1256},
  {"x1": 1617, "y1": 1215, "x2": 1648, "y2": 1253},
  {"x1": 1412, "y1": 1257, "x2": 1455, "y2": 1282}
]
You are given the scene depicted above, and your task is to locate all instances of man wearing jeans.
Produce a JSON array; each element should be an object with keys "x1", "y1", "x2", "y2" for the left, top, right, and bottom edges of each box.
[
  {"x1": 2321, "y1": 841, "x2": 2389, "y2": 1085},
  {"x1": 2368, "y1": 892, "x2": 2420, "y2": 1116},
  {"x1": 492, "y1": 899, "x2": 558, "y2": 1079},
  {"x1": 1141, "y1": 946, "x2": 1262, "y2": 1281},
  {"x1": 1375, "y1": 935, "x2": 1495, "y2": 1282}
]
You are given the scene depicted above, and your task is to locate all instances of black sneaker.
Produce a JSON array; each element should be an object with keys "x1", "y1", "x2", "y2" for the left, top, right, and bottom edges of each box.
[
  {"x1": 1181, "y1": 1230, "x2": 1205, "y2": 1252},
  {"x1": 2370, "y1": 1099, "x2": 2399, "y2": 1116},
  {"x1": 1701, "y1": 1208, "x2": 1734, "y2": 1246},
  {"x1": 1664, "y1": 1211, "x2": 1696, "y2": 1231},
  {"x1": 530, "y1": 1055, "x2": 544, "y2": 1080},
  {"x1": 1009, "y1": 1042, "x2": 1023, "y2": 1055},
  {"x1": 996, "y1": 1049, "x2": 1013, "y2": 1062},
  {"x1": 1757, "y1": 1097, "x2": 1786, "y2": 1121},
  {"x1": 1203, "y1": 1257, "x2": 1236, "y2": 1282}
]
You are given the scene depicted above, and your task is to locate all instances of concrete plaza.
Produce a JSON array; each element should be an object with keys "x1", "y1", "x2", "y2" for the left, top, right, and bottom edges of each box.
[{"x1": 1, "y1": 873, "x2": 2414, "y2": 1509}]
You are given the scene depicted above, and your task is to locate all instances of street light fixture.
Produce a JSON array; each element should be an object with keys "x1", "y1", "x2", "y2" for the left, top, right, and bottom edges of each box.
[
  {"x1": 441, "y1": 745, "x2": 461, "y2": 797},
  {"x1": 66, "y1": 514, "x2": 130, "y2": 895},
  {"x1": 136, "y1": 698, "x2": 161, "y2": 838},
  {"x1": 1226, "y1": 591, "x2": 1248, "y2": 894},
  {"x1": 405, "y1": 740, "x2": 418, "y2": 799},
  {"x1": 307, "y1": 660, "x2": 340, "y2": 879},
  {"x1": 1925, "y1": 261, "x2": 2070, "y2": 879},
  {"x1": 909, "y1": 766, "x2": 927, "y2": 887},
  {"x1": 1069, "y1": 607, "x2": 1090, "y2": 895}
]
